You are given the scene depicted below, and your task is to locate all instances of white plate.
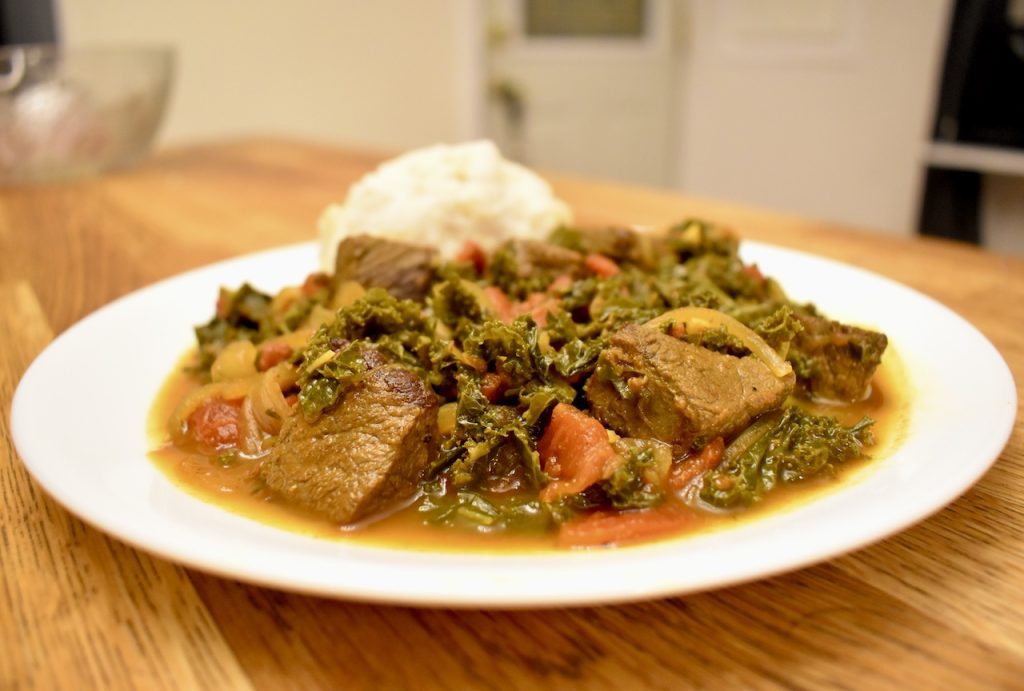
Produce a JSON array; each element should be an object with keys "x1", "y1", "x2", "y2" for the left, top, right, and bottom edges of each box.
[{"x1": 10, "y1": 242, "x2": 1017, "y2": 608}]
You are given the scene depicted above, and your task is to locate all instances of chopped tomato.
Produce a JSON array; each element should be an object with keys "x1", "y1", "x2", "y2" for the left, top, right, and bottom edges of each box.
[
  {"x1": 455, "y1": 240, "x2": 487, "y2": 274},
  {"x1": 301, "y1": 272, "x2": 330, "y2": 296},
  {"x1": 187, "y1": 398, "x2": 242, "y2": 451},
  {"x1": 516, "y1": 292, "x2": 558, "y2": 327},
  {"x1": 486, "y1": 286, "x2": 559, "y2": 327},
  {"x1": 547, "y1": 274, "x2": 573, "y2": 293},
  {"x1": 669, "y1": 437, "x2": 725, "y2": 490},
  {"x1": 584, "y1": 253, "x2": 620, "y2": 277},
  {"x1": 215, "y1": 291, "x2": 230, "y2": 319},
  {"x1": 284, "y1": 394, "x2": 298, "y2": 406},
  {"x1": 483, "y1": 286, "x2": 515, "y2": 323},
  {"x1": 538, "y1": 403, "x2": 619, "y2": 502},
  {"x1": 480, "y1": 371, "x2": 511, "y2": 403},
  {"x1": 558, "y1": 506, "x2": 697, "y2": 547},
  {"x1": 741, "y1": 263, "x2": 764, "y2": 283},
  {"x1": 518, "y1": 293, "x2": 546, "y2": 312},
  {"x1": 257, "y1": 341, "x2": 293, "y2": 371}
]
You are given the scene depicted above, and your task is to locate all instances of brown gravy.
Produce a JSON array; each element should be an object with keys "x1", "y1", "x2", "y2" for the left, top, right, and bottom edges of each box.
[{"x1": 148, "y1": 350, "x2": 910, "y2": 552}]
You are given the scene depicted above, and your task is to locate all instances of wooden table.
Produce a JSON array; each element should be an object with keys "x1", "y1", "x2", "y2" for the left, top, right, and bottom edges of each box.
[{"x1": 2, "y1": 139, "x2": 1022, "y2": 690}]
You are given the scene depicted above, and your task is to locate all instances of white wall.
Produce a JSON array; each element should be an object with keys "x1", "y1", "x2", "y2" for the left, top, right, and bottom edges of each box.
[
  {"x1": 60, "y1": 0, "x2": 471, "y2": 151},
  {"x1": 62, "y1": 0, "x2": 978, "y2": 245},
  {"x1": 675, "y1": 0, "x2": 951, "y2": 235}
]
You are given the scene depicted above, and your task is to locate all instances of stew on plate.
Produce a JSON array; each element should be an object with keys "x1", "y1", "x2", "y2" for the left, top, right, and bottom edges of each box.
[{"x1": 152, "y1": 221, "x2": 901, "y2": 548}]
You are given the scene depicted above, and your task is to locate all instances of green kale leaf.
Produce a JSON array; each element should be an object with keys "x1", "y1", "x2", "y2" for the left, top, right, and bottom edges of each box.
[{"x1": 700, "y1": 408, "x2": 874, "y2": 508}]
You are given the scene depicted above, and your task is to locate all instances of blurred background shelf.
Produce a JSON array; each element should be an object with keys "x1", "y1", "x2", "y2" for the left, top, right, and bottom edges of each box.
[{"x1": 925, "y1": 142, "x2": 1024, "y2": 178}]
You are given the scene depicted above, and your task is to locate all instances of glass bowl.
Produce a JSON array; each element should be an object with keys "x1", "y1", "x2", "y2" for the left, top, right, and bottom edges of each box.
[{"x1": 0, "y1": 45, "x2": 174, "y2": 183}]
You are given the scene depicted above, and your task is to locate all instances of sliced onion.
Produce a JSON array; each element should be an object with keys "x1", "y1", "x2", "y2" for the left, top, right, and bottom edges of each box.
[
  {"x1": 721, "y1": 411, "x2": 781, "y2": 466},
  {"x1": 272, "y1": 361, "x2": 299, "y2": 390},
  {"x1": 236, "y1": 395, "x2": 265, "y2": 456},
  {"x1": 249, "y1": 369, "x2": 291, "y2": 436},
  {"x1": 644, "y1": 307, "x2": 793, "y2": 378}
]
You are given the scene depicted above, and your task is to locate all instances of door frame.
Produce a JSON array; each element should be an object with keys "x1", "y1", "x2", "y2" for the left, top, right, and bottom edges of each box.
[{"x1": 453, "y1": 0, "x2": 677, "y2": 142}]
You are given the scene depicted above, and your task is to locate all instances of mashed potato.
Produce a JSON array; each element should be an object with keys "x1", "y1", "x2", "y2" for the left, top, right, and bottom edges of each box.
[{"x1": 317, "y1": 140, "x2": 572, "y2": 270}]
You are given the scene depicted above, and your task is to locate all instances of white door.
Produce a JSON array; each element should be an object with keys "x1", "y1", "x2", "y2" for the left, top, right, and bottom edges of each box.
[{"x1": 483, "y1": 0, "x2": 679, "y2": 187}]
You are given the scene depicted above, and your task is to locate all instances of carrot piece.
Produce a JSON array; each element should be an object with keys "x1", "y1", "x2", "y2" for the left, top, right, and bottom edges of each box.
[
  {"x1": 538, "y1": 403, "x2": 619, "y2": 502},
  {"x1": 187, "y1": 398, "x2": 242, "y2": 450},
  {"x1": 455, "y1": 240, "x2": 487, "y2": 274},
  {"x1": 558, "y1": 506, "x2": 697, "y2": 547},
  {"x1": 669, "y1": 437, "x2": 725, "y2": 491},
  {"x1": 257, "y1": 341, "x2": 293, "y2": 371},
  {"x1": 584, "y1": 253, "x2": 620, "y2": 277}
]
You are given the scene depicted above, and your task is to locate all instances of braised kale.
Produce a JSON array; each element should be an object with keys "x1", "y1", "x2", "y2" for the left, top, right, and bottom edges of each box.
[
  {"x1": 295, "y1": 288, "x2": 435, "y2": 419},
  {"x1": 700, "y1": 408, "x2": 874, "y2": 508},
  {"x1": 418, "y1": 482, "x2": 553, "y2": 532},
  {"x1": 600, "y1": 439, "x2": 673, "y2": 509},
  {"x1": 193, "y1": 279, "x2": 331, "y2": 374},
  {"x1": 194, "y1": 284, "x2": 272, "y2": 372}
]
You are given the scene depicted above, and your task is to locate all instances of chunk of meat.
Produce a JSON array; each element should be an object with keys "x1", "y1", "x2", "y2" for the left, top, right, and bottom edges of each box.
[
  {"x1": 790, "y1": 313, "x2": 887, "y2": 401},
  {"x1": 577, "y1": 227, "x2": 641, "y2": 261},
  {"x1": 585, "y1": 324, "x2": 794, "y2": 451},
  {"x1": 259, "y1": 365, "x2": 438, "y2": 524},
  {"x1": 507, "y1": 239, "x2": 583, "y2": 276},
  {"x1": 333, "y1": 235, "x2": 437, "y2": 301},
  {"x1": 561, "y1": 226, "x2": 666, "y2": 270},
  {"x1": 537, "y1": 403, "x2": 619, "y2": 502}
]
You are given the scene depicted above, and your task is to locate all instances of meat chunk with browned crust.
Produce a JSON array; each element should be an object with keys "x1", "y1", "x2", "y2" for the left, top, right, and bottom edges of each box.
[
  {"x1": 586, "y1": 324, "x2": 794, "y2": 451},
  {"x1": 789, "y1": 313, "x2": 887, "y2": 402},
  {"x1": 333, "y1": 235, "x2": 437, "y2": 301},
  {"x1": 260, "y1": 365, "x2": 438, "y2": 524}
]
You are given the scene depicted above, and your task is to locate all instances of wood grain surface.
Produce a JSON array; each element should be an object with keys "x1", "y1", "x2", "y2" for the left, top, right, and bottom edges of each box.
[{"x1": 2, "y1": 139, "x2": 1022, "y2": 690}]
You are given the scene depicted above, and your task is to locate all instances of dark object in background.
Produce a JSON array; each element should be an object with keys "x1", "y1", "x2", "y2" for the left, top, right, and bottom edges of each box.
[
  {"x1": 934, "y1": 0, "x2": 1024, "y2": 148},
  {"x1": 0, "y1": 0, "x2": 57, "y2": 45},
  {"x1": 919, "y1": 168, "x2": 982, "y2": 244},
  {"x1": 919, "y1": 0, "x2": 1024, "y2": 243}
]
